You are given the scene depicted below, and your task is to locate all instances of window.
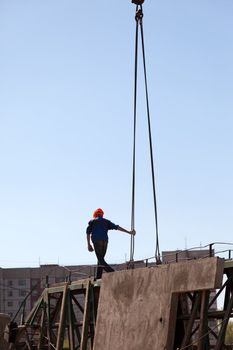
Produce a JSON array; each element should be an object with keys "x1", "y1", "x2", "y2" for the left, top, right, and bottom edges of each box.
[
  {"x1": 56, "y1": 277, "x2": 65, "y2": 283},
  {"x1": 18, "y1": 279, "x2": 26, "y2": 286},
  {"x1": 8, "y1": 280, "x2": 13, "y2": 286},
  {"x1": 7, "y1": 301, "x2": 13, "y2": 307},
  {"x1": 31, "y1": 279, "x2": 40, "y2": 287},
  {"x1": 19, "y1": 290, "x2": 27, "y2": 297},
  {"x1": 8, "y1": 290, "x2": 13, "y2": 297}
]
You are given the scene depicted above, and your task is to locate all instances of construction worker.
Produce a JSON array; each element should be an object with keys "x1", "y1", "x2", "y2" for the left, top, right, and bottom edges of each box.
[{"x1": 86, "y1": 208, "x2": 135, "y2": 279}]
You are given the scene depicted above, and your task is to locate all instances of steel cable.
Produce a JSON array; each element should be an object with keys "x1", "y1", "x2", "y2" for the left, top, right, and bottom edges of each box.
[
  {"x1": 130, "y1": 4, "x2": 139, "y2": 263},
  {"x1": 130, "y1": 4, "x2": 160, "y2": 263},
  {"x1": 139, "y1": 10, "x2": 160, "y2": 261}
]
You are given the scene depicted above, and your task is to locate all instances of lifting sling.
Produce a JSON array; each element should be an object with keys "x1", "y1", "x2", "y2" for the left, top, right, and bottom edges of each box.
[{"x1": 130, "y1": 1, "x2": 161, "y2": 264}]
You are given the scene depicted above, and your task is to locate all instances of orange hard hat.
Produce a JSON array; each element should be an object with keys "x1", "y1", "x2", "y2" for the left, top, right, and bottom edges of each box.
[{"x1": 93, "y1": 208, "x2": 104, "y2": 218}]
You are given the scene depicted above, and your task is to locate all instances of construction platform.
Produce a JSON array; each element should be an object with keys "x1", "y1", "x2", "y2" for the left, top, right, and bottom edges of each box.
[{"x1": 4, "y1": 256, "x2": 233, "y2": 350}]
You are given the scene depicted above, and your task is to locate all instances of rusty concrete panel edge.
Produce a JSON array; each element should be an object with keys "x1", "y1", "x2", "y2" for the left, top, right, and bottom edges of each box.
[
  {"x1": 99, "y1": 257, "x2": 224, "y2": 292},
  {"x1": 171, "y1": 257, "x2": 225, "y2": 293},
  {"x1": 214, "y1": 257, "x2": 225, "y2": 288}
]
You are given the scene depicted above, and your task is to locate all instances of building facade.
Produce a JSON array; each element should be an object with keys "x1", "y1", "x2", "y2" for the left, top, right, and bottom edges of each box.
[{"x1": 0, "y1": 264, "x2": 96, "y2": 321}]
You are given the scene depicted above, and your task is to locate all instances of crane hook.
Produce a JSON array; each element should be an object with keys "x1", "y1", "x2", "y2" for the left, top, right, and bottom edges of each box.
[{"x1": 132, "y1": 0, "x2": 144, "y2": 5}]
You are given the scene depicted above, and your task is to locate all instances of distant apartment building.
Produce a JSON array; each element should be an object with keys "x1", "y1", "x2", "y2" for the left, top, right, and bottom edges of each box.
[
  {"x1": 162, "y1": 248, "x2": 212, "y2": 263},
  {"x1": 0, "y1": 261, "x2": 145, "y2": 322},
  {"x1": 0, "y1": 264, "x2": 96, "y2": 321}
]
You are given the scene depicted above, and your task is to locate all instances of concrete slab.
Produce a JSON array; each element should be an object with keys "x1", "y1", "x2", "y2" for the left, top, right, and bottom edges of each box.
[{"x1": 93, "y1": 257, "x2": 224, "y2": 350}]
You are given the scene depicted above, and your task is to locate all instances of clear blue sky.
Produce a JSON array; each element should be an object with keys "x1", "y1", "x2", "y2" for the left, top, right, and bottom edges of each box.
[{"x1": 0, "y1": 1, "x2": 233, "y2": 267}]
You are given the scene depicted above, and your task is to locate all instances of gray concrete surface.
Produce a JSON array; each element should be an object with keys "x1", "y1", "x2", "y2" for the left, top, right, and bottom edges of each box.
[{"x1": 93, "y1": 257, "x2": 224, "y2": 350}]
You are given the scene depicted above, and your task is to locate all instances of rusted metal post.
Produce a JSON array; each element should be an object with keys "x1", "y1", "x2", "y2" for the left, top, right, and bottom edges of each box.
[
  {"x1": 37, "y1": 301, "x2": 46, "y2": 350},
  {"x1": 197, "y1": 290, "x2": 210, "y2": 350},
  {"x1": 44, "y1": 289, "x2": 52, "y2": 350},
  {"x1": 209, "y1": 244, "x2": 214, "y2": 257},
  {"x1": 56, "y1": 283, "x2": 68, "y2": 350},
  {"x1": 67, "y1": 290, "x2": 75, "y2": 350},
  {"x1": 80, "y1": 281, "x2": 91, "y2": 350},
  {"x1": 180, "y1": 292, "x2": 201, "y2": 349}
]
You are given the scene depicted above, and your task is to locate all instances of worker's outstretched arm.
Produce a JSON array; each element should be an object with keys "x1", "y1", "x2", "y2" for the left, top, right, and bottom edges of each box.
[
  {"x1": 87, "y1": 233, "x2": 94, "y2": 252},
  {"x1": 117, "y1": 226, "x2": 136, "y2": 235}
]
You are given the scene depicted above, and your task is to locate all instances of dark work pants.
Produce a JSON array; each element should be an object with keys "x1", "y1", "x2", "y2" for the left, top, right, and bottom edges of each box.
[{"x1": 93, "y1": 240, "x2": 114, "y2": 279}]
